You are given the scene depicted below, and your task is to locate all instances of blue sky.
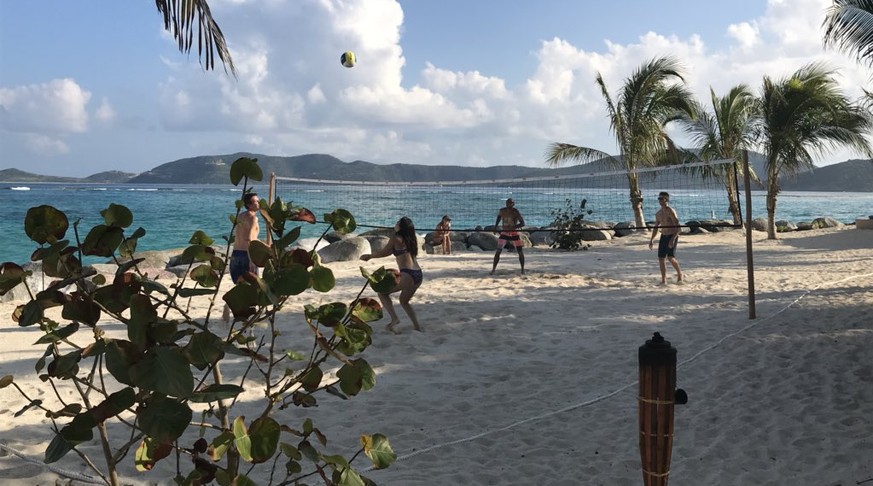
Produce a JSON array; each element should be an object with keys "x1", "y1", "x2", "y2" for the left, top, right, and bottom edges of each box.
[{"x1": 0, "y1": 0, "x2": 868, "y2": 177}]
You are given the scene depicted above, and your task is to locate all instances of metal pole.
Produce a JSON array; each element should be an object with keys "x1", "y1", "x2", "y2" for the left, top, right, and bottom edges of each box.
[
  {"x1": 266, "y1": 172, "x2": 275, "y2": 247},
  {"x1": 742, "y1": 150, "x2": 756, "y2": 319}
]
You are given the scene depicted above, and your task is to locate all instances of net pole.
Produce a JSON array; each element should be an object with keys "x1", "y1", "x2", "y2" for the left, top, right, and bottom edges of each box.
[
  {"x1": 267, "y1": 172, "x2": 275, "y2": 247},
  {"x1": 742, "y1": 150, "x2": 756, "y2": 319}
]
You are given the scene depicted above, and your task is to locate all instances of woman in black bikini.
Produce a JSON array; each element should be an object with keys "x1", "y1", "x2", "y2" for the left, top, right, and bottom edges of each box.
[{"x1": 360, "y1": 216, "x2": 423, "y2": 333}]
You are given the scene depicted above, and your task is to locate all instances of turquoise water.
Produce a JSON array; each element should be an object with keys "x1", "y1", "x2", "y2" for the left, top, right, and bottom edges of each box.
[{"x1": 1, "y1": 182, "x2": 871, "y2": 265}]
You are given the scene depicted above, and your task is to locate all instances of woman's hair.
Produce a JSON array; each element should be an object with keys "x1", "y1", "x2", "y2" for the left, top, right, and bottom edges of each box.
[{"x1": 396, "y1": 216, "x2": 418, "y2": 258}]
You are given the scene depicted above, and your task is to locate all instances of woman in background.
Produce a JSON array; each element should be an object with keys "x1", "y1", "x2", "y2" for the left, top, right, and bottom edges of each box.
[
  {"x1": 361, "y1": 216, "x2": 423, "y2": 333},
  {"x1": 434, "y1": 215, "x2": 452, "y2": 255}
]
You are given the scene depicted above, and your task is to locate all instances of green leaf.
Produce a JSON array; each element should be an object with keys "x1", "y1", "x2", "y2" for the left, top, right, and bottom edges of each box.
[
  {"x1": 119, "y1": 237, "x2": 137, "y2": 258},
  {"x1": 91, "y1": 387, "x2": 136, "y2": 422},
  {"x1": 367, "y1": 267, "x2": 398, "y2": 294},
  {"x1": 336, "y1": 359, "x2": 376, "y2": 396},
  {"x1": 248, "y1": 417, "x2": 280, "y2": 464},
  {"x1": 351, "y1": 298, "x2": 382, "y2": 323},
  {"x1": 138, "y1": 395, "x2": 192, "y2": 442},
  {"x1": 324, "y1": 209, "x2": 356, "y2": 234},
  {"x1": 104, "y1": 340, "x2": 137, "y2": 385},
  {"x1": 189, "y1": 230, "x2": 214, "y2": 246},
  {"x1": 0, "y1": 375, "x2": 13, "y2": 388},
  {"x1": 275, "y1": 226, "x2": 301, "y2": 251},
  {"x1": 44, "y1": 433, "x2": 74, "y2": 464},
  {"x1": 25, "y1": 205, "x2": 68, "y2": 245},
  {"x1": 82, "y1": 224, "x2": 124, "y2": 257},
  {"x1": 184, "y1": 331, "x2": 225, "y2": 369},
  {"x1": 47, "y1": 350, "x2": 82, "y2": 379},
  {"x1": 314, "y1": 302, "x2": 348, "y2": 327},
  {"x1": 361, "y1": 433, "x2": 396, "y2": 469},
  {"x1": 129, "y1": 347, "x2": 194, "y2": 397},
  {"x1": 280, "y1": 442, "x2": 302, "y2": 459},
  {"x1": 189, "y1": 384, "x2": 244, "y2": 403},
  {"x1": 35, "y1": 322, "x2": 80, "y2": 344},
  {"x1": 233, "y1": 416, "x2": 252, "y2": 462},
  {"x1": 190, "y1": 264, "x2": 219, "y2": 288},
  {"x1": 101, "y1": 203, "x2": 133, "y2": 228},
  {"x1": 177, "y1": 288, "x2": 216, "y2": 297},
  {"x1": 229, "y1": 157, "x2": 263, "y2": 185},
  {"x1": 61, "y1": 298, "x2": 101, "y2": 326},
  {"x1": 300, "y1": 366, "x2": 323, "y2": 392},
  {"x1": 135, "y1": 436, "x2": 173, "y2": 472},
  {"x1": 310, "y1": 266, "x2": 335, "y2": 292},
  {"x1": 335, "y1": 466, "x2": 366, "y2": 486},
  {"x1": 0, "y1": 262, "x2": 25, "y2": 296},
  {"x1": 17, "y1": 300, "x2": 44, "y2": 327},
  {"x1": 268, "y1": 263, "x2": 310, "y2": 296},
  {"x1": 128, "y1": 294, "x2": 156, "y2": 349},
  {"x1": 208, "y1": 431, "x2": 235, "y2": 461},
  {"x1": 247, "y1": 240, "x2": 272, "y2": 267},
  {"x1": 285, "y1": 350, "x2": 305, "y2": 361},
  {"x1": 223, "y1": 283, "x2": 259, "y2": 319}
]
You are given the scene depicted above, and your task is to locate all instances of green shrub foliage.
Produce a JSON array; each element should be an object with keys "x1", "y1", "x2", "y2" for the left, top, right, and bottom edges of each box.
[
  {"x1": 549, "y1": 198, "x2": 594, "y2": 250},
  {"x1": 0, "y1": 158, "x2": 396, "y2": 485}
]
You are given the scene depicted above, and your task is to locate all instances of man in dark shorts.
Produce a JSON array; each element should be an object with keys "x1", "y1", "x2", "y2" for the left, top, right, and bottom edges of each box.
[
  {"x1": 223, "y1": 192, "x2": 261, "y2": 322},
  {"x1": 648, "y1": 191, "x2": 683, "y2": 284},
  {"x1": 491, "y1": 198, "x2": 526, "y2": 274}
]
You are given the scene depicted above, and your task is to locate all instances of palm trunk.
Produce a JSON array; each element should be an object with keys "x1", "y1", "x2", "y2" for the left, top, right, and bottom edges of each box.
[
  {"x1": 726, "y1": 171, "x2": 742, "y2": 226},
  {"x1": 627, "y1": 173, "x2": 646, "y2": 228},
  {"x1": 766, "y1": 178, "x2": 778, "y2": 240}
]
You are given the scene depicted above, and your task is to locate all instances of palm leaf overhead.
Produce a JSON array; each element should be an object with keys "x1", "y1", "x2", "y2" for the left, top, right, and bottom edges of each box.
[
  {"x1": 759, "y1": 62, "x2": 873, "y2": 238},
  {"x1": 545, "y1": 56, "x2": 697, "y2": 227},
  {"x1": 823, "y1": 0, "x2": 873, "y2": 65},
  {"x1": 155, "y1": 0, "x2": 236, "y2": 76}
]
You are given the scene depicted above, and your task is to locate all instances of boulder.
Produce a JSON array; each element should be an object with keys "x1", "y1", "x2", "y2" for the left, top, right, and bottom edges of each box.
[
  {"x1": 468, "y1": 232, "x2": 499, "y2": 251},
  {"x1": 776, "y1": 220, "x2": 798, "y2": 233},
  {"x1": 529, "y1": 228, "x2": 555, "y2": 246},
  {"x1": 812, "y1": 217, "x2": 843, "y2": 229},
  {"x1": 292, "y1": 237, "x2": 331, "y2": 253},
  {"x1": 580, "y1": 228, "x2": 612, "y2": 241},
  {"x1": 796, "y1": 221, "x2": 814, "y2": 231},
  {"x1": 318, "y1": 237, "x2": 372, "y2": 263},
  {"x1": 362, "y1": 235, "x2": 391, "y2": 254},
  {"x1": 325, "y1": 231, "x2": 353, "y2": 243},
  {"x1": 751, "y1": 218, "x2": 768, "y2": 232},
  {"x1": 359, "y1": 227, "x2": 396, "y2": 238},
  {"x1": 613, "y1": 222, "x2": 639, "y2": 237}
]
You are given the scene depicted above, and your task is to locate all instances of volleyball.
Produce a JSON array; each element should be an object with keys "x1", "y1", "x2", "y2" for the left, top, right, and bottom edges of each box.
[{"x1": 340, "y1": 51, "x2": 356, "y2": 68}]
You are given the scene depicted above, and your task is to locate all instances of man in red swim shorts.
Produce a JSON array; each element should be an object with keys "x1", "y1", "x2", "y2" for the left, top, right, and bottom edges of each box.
[{"x1": 491, "y1": 198, "x2": 526, "y2": 274}]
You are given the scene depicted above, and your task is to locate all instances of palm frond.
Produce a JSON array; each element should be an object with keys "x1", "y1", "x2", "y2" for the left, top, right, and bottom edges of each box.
[
  {"x1": 155, "y1": 0, "x2": 236, "y2": 76},
  {"x1": 823, "y1": 0, "x2": 873, "y2": 65}
]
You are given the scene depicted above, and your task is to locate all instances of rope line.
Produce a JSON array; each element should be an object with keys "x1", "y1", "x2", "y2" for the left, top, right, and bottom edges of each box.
[
  {"x1": 364, "y1": 270, "x2": 873, "y2": 471},
  {"x1": 4, "y1": 272, "x2": 869, "y2": 481}
]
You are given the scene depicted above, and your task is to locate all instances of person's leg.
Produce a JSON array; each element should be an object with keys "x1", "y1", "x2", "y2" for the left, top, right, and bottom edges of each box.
[
  {"x1": 398, "y1": 276, "x2": 422, "y2": 332},
  {"x1": 517, "y1": 247, "x2": 525, "y2": 274},
  {"x1": 445, "y1": 236, "x2": 452, "y2": 255},
  {"x1": 669, "y1": 257, "x2": 682, "y2": 282},
  {"x1": 491, "y1": 249, "x2": 502, "y2": 274},
  {"x1": 658, "y1": 257, "x2": 667, "y2": 284},
  {"x1": 377, "y1": 292, "x2": 401, "y2": 334}
]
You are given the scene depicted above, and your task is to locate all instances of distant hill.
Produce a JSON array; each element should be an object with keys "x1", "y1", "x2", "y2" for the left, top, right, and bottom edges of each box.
[{"x1": 2, "y1": 153, "x2": 870, "y2": 191}]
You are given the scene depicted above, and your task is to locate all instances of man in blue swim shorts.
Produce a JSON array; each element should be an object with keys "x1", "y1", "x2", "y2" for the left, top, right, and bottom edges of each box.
[{"x1": 648, "y1": 192, "x2": 683, "y2": 284}]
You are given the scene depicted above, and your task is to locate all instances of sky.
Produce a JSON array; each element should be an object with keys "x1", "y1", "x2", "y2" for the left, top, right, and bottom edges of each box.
[{"x1": 0, "y1": 0, "x2": 870, "y2": 177}]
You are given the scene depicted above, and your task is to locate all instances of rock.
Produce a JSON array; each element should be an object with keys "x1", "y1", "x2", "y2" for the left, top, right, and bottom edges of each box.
[
  {"x1": 796, "y1": 221, "x2": 814, "y2": 231},
  {"x1": 529, "y1": 228, "x2": 555, "y2": 246},
  {"x1": 362, "y1": 235, "x2": 392, "y2": 254},
  {"x1": 751, "y1": 218, "x2": 768, "y2": 232},
  {"x1": 324, "y1": 231, "x2": 353, "y2": 244},
  {"x1": 776, "y1": 220, "x2": 798, "y2": 233},
  {"x1": 613, "y1": 222, "x2": 639, "y2": 237},
  {"x1": 811, "y1": 217, "x2": 843, "y2": 229},
  {"x1": 359, "y1": 227, "x2": 396, "y2": 238},
  {"x1": 467, "y1": 232, "x2": 499, "y2": 251},
  {"x1": 580, "y1": 228, "x2": 612, "y2": 241},
  {"x1": 292, "y1": 237, "x2": 331, "y2": 253},
  {"x1": 318, "y1": 237, "x2": 371, "y2": 263}
]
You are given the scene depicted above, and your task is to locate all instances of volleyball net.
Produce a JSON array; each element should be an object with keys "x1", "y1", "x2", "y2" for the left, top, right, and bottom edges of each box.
[{"x1": 270, "y1": 159, "x2": 741, "y2": 234}]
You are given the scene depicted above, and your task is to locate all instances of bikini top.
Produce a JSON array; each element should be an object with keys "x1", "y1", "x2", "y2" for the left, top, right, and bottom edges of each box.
[{"x1": 392, "y1": 247, "x2": 408, "y2": 256}]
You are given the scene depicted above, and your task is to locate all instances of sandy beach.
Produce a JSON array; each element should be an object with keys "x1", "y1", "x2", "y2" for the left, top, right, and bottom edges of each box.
[{"x1": 1, "y1": 226, "x2": 871, "y2": 485}]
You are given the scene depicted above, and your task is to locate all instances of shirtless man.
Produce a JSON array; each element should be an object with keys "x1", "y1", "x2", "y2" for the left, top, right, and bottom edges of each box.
[
  {"x1": 648, "y1": 191, "x2": 683, "y2": 284},
  {"x1": 223, "y1": 192, "x2": 261, "y2": 322},
  {"x1": 434, "y1": 215, "x2": 452, "y2": 255},
  {"x1": 491, "y1": 198, "x2": 526, "y2": 274}
]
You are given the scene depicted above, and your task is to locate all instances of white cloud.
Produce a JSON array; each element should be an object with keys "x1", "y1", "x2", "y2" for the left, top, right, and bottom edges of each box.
[
  {"x1": 94, "y1": 97, "x2": 116, "y2": 123},
  {"x1": 0, "y1": 78, "x2": 90, "y2": 134}
]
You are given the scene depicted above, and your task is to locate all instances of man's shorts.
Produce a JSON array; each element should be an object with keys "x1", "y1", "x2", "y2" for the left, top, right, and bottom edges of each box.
[
  {"x1": 230, "y1": 250, "x2": 252, "y2": 283},
  {"x1": 658, "y1": 234, "x2": 678, "y2": 258},
  {"x1": 497, "y1": 231, "x2": 524, "y2": 249}
]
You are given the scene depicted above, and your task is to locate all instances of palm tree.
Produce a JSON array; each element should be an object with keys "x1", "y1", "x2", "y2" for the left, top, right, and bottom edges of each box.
[
  {"x1": 759, "y1": 63, "x2": 873, "y2": 239},
  {"x1": 545, "y1": 57, "x2": 697, "y2": 228},
  {"x1": 823, "y1": 0, "x2": 873, "y2": 66},
  {"x1": 679, "y1": 85, "x2": 759, "y2": 225},
  {"x1": 155, "y1": 0, "x2": 236, "y2": 76}
]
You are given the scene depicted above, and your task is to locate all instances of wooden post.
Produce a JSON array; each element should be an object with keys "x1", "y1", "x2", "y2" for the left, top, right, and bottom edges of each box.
[
  {"x1": 742, "y1": 150, "x2": 756, "y2": 319},
  {"x1": 639, "y1": 332, "x2": 685, "y2": 486},
  {"x1": 266, "y1": 172, "x2": 276, "y2": 247}
]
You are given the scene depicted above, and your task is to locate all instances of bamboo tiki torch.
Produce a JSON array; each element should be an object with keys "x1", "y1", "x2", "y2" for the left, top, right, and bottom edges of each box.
[{"x1": 639, "y1": 332, "x2": 688, "y2": 486}]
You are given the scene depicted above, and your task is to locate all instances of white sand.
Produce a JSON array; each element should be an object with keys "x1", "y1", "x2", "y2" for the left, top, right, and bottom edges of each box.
[{"x1": 1, "y1": 226, "x2": 871, "y2": 485}]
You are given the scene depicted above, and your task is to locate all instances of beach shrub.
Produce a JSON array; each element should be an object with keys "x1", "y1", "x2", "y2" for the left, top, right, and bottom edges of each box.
[
  {"x1": 549, "y1": 198, "x2": 594, "y2": 250},
  {"x1": 0, "y1": 157, "x2": 396, "y2": 486}
]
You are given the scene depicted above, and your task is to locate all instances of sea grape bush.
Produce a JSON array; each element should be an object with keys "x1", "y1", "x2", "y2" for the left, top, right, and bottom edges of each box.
[
  {"x1": 549, "y1": 198, "x2": 594, "y2": 250},
  {"x1": 0, "y1": 157, "x2": 397, "y2": 486}
]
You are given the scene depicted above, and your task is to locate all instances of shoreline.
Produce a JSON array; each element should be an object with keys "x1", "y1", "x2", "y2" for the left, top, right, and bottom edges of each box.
[{"x1": 1, "y1": 226, "x2": 871, "y2": 485}]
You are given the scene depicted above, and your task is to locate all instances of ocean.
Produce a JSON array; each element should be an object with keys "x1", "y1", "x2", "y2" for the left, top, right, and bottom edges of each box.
[{"x1": 1, "y1": 182, "x2": 871, "y2": 265}]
